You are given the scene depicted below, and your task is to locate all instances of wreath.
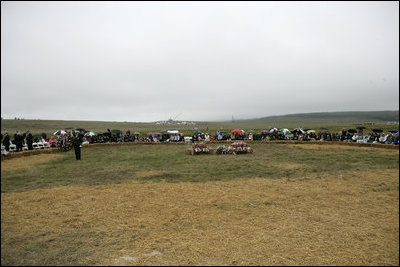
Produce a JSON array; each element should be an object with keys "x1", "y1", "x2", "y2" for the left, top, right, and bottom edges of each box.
[
  {"x1": 227, "y1": 141, "x2": 254, "y2": 155},
  {"x1": 185, "y1": 142, "x2": 213, "y2": 155},
  {"x1": 216, "y1": 145, "x2": 228, "y2": 154},
  {"x1": 57, "y1": 134, "x2": 74, "y2": 152}
]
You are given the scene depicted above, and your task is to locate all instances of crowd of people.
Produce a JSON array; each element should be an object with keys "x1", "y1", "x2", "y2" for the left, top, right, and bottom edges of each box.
[
  {"x1": 1, "y1": 127, "x2": 399, "y2": 154},
  {"x1": 223, "y1": 129, "x2": 400, "y2": 144},
  {"x1": 1, "y1": 131, "x2": 53, "y2": 153},
  {"x1": 64, "y1": 127, "x2": 400, "y2": 145},
  {"x1": 86, "y1": 132, "x2": 184, "y2": 143}
]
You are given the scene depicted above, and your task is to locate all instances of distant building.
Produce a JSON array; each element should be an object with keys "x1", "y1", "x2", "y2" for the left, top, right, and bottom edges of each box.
[
  {"x1": 386, "y1": 121, "x2": 399, "y2": 125},
  {"x1": 154, "y1": 120, "x2": 195, "y2": 125}
]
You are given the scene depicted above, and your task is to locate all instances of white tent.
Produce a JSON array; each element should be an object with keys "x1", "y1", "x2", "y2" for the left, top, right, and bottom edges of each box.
[
  {"x1": 84, "y1": 131, "x2": 96, "y2": 137},
  {"x1": 53, "y1": 130, "x2": 67, "y2": 135}
]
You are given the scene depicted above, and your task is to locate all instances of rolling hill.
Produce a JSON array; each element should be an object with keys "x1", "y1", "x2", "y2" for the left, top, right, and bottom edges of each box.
[
  {"x1": 1, "y1": 110, "x2": 398, "y2": 137},
  {"x1": 236, "y1": 110, "x2": 399, "y2": 126}
]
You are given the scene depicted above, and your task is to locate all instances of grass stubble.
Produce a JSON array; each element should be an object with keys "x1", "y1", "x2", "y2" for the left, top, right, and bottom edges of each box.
[{"x1": 1, "y1": 143, "x2": 399, "y2": 266}]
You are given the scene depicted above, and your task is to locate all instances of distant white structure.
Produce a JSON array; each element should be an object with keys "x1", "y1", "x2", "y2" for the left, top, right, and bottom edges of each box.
[{"x1": 155, "y1": 120, "x2": 195, "y2": 125}]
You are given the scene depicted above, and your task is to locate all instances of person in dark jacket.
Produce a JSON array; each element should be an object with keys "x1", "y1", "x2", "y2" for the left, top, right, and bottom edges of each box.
[
  {"x1": 3, "y1": 132, "x2": 10, "y2": 152},
  {"x1": 14, "y1": 131, "x2": 23, "y2": 152},
  {"x1": 26, "y1": 130, "x2": 33, "y2": 150},
  {"x1": 74, "y1": 132, "x2": 83, "y2": 160},
  {"x1": 340, "y1": 129, "x2": 347, "y2": 141}
]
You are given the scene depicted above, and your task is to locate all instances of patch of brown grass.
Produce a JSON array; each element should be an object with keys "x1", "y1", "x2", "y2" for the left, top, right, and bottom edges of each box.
[
  {"x1": 285, "y1": 143, "x2": 399, "y2": 154},
  {"x1": 0, "y1": 153, "x2": 64, "y2": 171},
  {"x1": 134, "y1": 170, "x2": 164, "y2": 178},
  {"x1": 272, "y1": 163, "x2": 305, "y2": 170},
  {"x1": 2, "y1": 169, "x2": 398, "y2": 266}
]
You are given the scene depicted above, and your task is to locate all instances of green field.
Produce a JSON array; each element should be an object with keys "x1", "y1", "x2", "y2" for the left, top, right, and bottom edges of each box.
[
  {"x1": 1, "y1": 111, "x2": 399, "y2": 265},
  {"x1": 1, "y1": 143, "x2": 399, "y2": 193},
  {"x1": 1, "y1": 143, "x2": 399, "y2": 265}
]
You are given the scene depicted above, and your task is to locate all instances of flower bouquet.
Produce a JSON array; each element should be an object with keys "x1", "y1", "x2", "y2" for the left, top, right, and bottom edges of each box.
[
  {"x1": 227, "y1": 141, "x2": 254, "y2": 155},
  {"x1": 185, "y1": 142, "x2": 213, "y2": 155}
]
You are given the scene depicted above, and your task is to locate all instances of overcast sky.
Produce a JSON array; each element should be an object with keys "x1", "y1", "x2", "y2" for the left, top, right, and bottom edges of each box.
[{"x1": 1, "y1": 1, "x2": 399, "y2": 122}]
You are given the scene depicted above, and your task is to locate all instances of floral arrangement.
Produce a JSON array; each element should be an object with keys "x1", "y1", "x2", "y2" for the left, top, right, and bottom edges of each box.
[
  {"x1": 216, "y1": 145, "x2": 228, "y2": 154},
  {"x1": 48, "y1": 139, "x2": 57, "y2": 147},
  {"x1": 57, "y1": 134, "x2": 74, "y2": 152},
  {"x1": 185, "y1": 142, "x2": 213, "y2": 155},
  {"x1": 227, "y1": 141, "x2": 254, "y2": 155}
]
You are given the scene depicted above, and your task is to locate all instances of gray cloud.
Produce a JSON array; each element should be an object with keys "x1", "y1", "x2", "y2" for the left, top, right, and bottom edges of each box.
[{"x1": 1, "y1": 1, "x2": 399, "y2": 122}]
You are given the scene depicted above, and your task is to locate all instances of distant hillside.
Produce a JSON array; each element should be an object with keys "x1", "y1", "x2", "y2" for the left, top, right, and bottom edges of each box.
[
  {"x1": 238, "y1": 110, "x2": 399, "y2": 127},
  {"x1": 1, "y1": 110, "x2": 398, "y2": 137}
]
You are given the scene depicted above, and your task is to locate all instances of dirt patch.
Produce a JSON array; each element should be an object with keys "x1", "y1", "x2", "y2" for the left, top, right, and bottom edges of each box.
[
  {"x1": 2, "y1": 169, "x2": 398, "y2": 266},
  {"x1": 0, "y1": 153, "x2": 64, "y2": 171}
]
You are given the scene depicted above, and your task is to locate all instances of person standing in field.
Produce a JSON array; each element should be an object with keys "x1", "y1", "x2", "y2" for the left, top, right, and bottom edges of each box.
[
  {"x1": 14, "y1": 131, "x2": 23, "y2": 152},
  {"x1": 3, "y1": 132, "x2": 10, "y2": 152},
  {"x1": 340, "y1": 128, "x2": 347, "y2": 141},
  {"x1": 74, "y1": 131, "x2": 83, "y2": 160},
  {"x1": 26, "y1": 130, "x2": 33, "y2": 150}
]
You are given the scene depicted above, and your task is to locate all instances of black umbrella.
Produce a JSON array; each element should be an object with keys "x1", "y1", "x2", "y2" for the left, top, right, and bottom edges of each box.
[
  {"x1": 303, "y1": 128, "x2": 312, "y2": 131},
  {"x1": 388, "y1": 129, "x2": 399, "y2": 133},
  {"x1": 372, "y1": 129, "x2": 383, "y2": 133},
  {"x1": 292, "y1": 128, "x2": 304, "y2": 134},
  {"x1": 356, "y1": 126, "x2": 366, "y2": 130},
  {"x1": 347, "y1": 129, "x2": 358, "y2": 133},
  {"x1": 76, "y1": 128, "x2": 86, "y2": 132}
]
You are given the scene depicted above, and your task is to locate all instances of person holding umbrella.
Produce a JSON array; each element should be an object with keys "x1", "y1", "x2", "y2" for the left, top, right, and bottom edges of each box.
[
  {"x1": 371, "y1": 129, "x2": 383, "y2": 142},
  {"x1": 356, "y1": 126, "x2": 366, "y2": 136}
]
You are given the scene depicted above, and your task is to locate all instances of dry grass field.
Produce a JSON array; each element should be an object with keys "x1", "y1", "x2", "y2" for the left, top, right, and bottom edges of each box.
[{"x1": 1, "y1": 143, "x2": 399, "y2": 266}]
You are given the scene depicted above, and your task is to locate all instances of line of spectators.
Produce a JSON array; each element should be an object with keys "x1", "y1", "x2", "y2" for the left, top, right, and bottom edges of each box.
[
  {"x1": 86, "y1": 132, "x2": 184, "y2": 143},
  {"x1": 226, "y1": 130, "x2": 399, "y2": 145},
  {"x1": 2, "y1": 127, "x2": 398, "y2": 154},
  {"x1": 1, "y1": 131, "x2": 57, "y2": 153},
  {"x1": 83, "y1": 128, "x2": 399, "y2": 145}
]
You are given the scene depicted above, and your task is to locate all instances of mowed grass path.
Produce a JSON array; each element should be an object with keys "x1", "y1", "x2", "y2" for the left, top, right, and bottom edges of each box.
[
  {"x1": 1, "y1": 143, "x2": 399, "y2": 266},
  {"x1": 1, "y1": 143, "x2": 398, "y2": 193}
]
